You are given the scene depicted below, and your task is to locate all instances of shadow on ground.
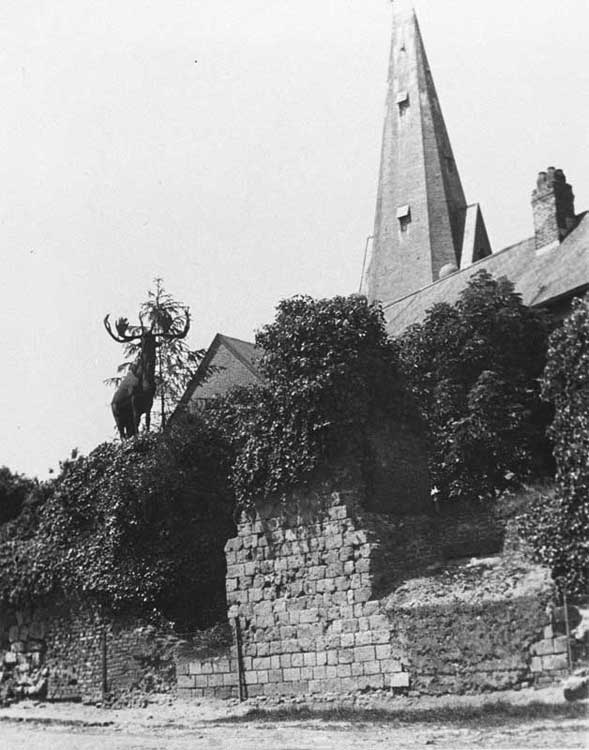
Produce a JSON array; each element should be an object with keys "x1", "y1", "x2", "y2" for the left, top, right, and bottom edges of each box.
[{"x1": 210, "y1": 700, "x2": 588, "y2": 727}]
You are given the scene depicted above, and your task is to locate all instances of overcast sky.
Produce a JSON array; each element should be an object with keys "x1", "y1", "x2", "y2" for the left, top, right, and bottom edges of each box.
[{"x1": 1, "y1": 0, "x2": 588, "y2": 478}]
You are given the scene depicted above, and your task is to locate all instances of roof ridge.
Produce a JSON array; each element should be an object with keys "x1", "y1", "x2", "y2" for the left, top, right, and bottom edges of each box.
[
  {"x1": 382, "y1": 235, "x2": 535, "y2": 311},
  {"x1": 217, "y1": 333, "x2": 256, "y2": 347}
]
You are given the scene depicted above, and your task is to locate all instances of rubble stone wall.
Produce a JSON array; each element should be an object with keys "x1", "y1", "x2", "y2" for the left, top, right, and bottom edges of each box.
[
  {"x1": 0, "y1": 603, "x2": 176, "y2": 702},
  {"x1": 178, "y1": 478, "x2": 565, "y2": 699}
]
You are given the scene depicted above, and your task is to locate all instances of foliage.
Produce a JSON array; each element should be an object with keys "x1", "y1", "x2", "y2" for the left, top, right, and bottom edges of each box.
[
  {"x1": 203, "y1": 294, "x2": 405, "y2": 510},
  {"x1": 0, "y1": 467, "x2": 38, "y2": 525},
  {"x1": 395, "y1": 270, "x2": 552, "y2": 503},
  {"x1": 519, "y1": 293, "x2": 589, "y2": 596},
  {"x1": 105, "y1": 278, "x2": 205, "y2": 429},
  {"x1": 0, "y1": 420, "x2": 234, "y2": 629}
]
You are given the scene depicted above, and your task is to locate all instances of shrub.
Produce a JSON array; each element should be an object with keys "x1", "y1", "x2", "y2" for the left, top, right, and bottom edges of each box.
[
  {"x1": 395, "y1": 270, "x2": 552, "y2": 503},
  {"x1": 204, "y1": 294, "x2": 406, "y2": 510},
  {"x1": 521, "y1": 293, "x2": 589, "y2": 596},
  {"x1": 0, "y1": 467, "x2": 38, "y2": 524}
]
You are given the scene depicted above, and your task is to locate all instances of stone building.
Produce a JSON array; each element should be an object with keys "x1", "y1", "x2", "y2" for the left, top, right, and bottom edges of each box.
[
  {"x1": 177, "y1": 2, "x2": 588, "y2": 417},
  {"x1": 361, "y1": 2, "x2": 588, "y2": 335}
]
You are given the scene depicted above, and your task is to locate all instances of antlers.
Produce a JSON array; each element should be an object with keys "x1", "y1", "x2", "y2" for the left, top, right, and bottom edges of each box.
[
  {"x1": 104, "y1": 309, "x2": 190, "y2": 342},
  {"x1": 156, "y1": 309, "x2": 190, "y2": 340},
  {"x1": 103, "y1": 315, "x2": 143, "y2": 343}
]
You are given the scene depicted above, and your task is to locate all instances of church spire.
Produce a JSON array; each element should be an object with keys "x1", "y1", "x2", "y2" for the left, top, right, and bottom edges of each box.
[{"x1": 361, "y1": 2, "x2": 490, "y2": 303}]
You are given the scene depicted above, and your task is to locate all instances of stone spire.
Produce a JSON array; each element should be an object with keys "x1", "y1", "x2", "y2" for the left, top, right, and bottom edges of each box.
[{"x1": 361, "y1": 2, "x2": 490, "y2": 303}]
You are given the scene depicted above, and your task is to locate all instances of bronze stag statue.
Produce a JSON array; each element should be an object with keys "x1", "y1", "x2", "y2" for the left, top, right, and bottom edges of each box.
[{"x1": 104, "y1": 311, "x2": 190, "y2": 438}]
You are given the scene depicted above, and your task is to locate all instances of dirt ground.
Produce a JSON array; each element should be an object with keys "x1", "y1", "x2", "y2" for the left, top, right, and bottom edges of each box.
[{"x1": 0, "y1": 686, "x2": 587, "y2": 749}]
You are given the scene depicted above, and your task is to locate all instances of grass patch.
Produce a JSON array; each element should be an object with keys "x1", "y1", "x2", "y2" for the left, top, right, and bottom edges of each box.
[{"x1": 212, "y1": 700, "x2": 588, "y2": 727}]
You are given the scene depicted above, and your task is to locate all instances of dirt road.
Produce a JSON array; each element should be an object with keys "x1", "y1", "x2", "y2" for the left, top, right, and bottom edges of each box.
[{"x1": 0, "y1": 687, "x2": 586, "y2": 749}]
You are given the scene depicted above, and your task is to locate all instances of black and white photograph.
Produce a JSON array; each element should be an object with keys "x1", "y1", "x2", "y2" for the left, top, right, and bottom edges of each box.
[{"x1": 0, "y1": 0, "x2": 588, "y2": 747}]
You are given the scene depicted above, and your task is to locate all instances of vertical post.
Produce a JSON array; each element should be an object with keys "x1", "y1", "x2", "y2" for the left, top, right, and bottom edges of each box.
[
  {"x1": 233, "y1": 617, "x2": 246, "y2": 702},
  {"x1": 562, "y1": 589, "x2": 574, "y2": 674},
  {"x1": 101, "y1": 628, "x2": 108, "y2": 698},
  {"x1": 158, "y1": 345, "x2": 166, "y2": 430}
]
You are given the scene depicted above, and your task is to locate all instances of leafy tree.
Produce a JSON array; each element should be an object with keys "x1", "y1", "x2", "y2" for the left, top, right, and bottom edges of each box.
[
  {"x1": 105, "y1": 278, "x2": 205, "y2": 429},
  {"x1": 520, "y1": 293, "x2": 589, "y2": 596},
  {"x1": 204, "y1": 294, "x2": 407, "y2": 510},
  {"x1": 0, "y1": 467, "x2": 37, "y2": 525},
  {"x1": 395, "y1": 270, "x2": 552, "y2": 503}
]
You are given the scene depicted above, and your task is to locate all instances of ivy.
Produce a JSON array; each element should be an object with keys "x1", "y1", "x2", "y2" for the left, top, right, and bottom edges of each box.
[
  {"x1": 204, "y1": 295, "x2": 405, "y2": 510},
  {"x1": 0, "y1": 422, "x2": 233, "y2": 629},
  {"x1": 520, "y1": 293, "x2": 589, "y2": 596}
]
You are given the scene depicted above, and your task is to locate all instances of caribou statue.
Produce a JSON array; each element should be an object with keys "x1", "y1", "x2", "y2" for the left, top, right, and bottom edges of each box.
[{"x1": 104, "y1": 310, "x2": 190, "y2": 438}]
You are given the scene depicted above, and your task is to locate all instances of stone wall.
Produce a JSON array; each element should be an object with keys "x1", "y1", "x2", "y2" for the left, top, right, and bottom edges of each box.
[
  {"x1": 0, "y1": 602, "x2": 177, "y2": 703},
  {"x1": 177, "y1": 479, "x2": 565, "y2": 699},
  {"x1": 384, "y1": 556, "x2": 555, "y2": 694}
]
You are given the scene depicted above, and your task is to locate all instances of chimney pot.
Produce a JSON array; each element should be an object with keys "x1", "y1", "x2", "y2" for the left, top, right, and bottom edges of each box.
[{"x1": 532, "y1": 166, "x2": 576, "y2": 251}]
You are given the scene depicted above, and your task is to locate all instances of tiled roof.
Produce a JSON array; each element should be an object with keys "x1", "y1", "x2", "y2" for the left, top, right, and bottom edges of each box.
[
  {"x1": 384, "y1": 212, "x2": 589, "y2": 336},
  {"x1": 218, "y1": 335, "x2": 261, "y2": 376},
  {"x1": 170, "y1": 333, "x2": 262, "y2": 422}
]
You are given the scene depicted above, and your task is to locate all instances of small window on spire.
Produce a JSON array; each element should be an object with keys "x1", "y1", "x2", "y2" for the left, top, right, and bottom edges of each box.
[
  {"x1": 396, "y1": 91, "x2": 409, "y2": 116},
  {"x1": 397, "y1": 204, "x2": 411, "y2": 232}
]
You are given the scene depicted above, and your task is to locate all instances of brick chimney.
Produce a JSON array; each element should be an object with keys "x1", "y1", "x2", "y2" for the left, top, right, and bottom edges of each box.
[{"x1": 532, "y1": 167, "x2": 576, "y2": 251}]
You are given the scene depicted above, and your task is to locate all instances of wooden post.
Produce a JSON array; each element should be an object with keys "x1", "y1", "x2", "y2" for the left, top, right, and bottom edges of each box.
[
  {"x1": 101, "y1": 628, "x2": 108, "y2": 697},
  {"x1": 563, "y1": 589, "x2": 574, "y2": 674},
  {"x1": 233, "y1": 617, "x2": 246, "y2": 701}
]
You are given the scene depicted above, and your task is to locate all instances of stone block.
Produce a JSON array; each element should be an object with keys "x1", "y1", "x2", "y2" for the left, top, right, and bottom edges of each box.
[
  {"x1": 338, "y1": 648, "x2": 354, "y2": 664},
  {"x1": 8, "y1": 625, "x2": 19, "y2": 643},
  {"x1": 543, "y1": 625, "x2": 554, "y2": 639},
  {"x1": 542, "y1": 654, "x2": 569, "y2": 672},
  {"x1": 530, "y1": 656, "x2": 543, "y2": 673},
  {"x1": 177, "y1": 675, "x2": 195, "y2": 689},
  {"x1": 313, "y1": 665, "x2": 327, "y2": 680},
  {"x1": 553, "y1": 636, "x2": 569, "y2": 654},
  {"x1": 531, "y1": 639, "x2": 554, "y2": 656},
  {"x1": 380, "y1": 659, "x2": 403, "y2": 673},
  {"x1": 388, "y1": 671, "x2": 410, "y2": 688},
  {"x1": 369, "y1": 614, "x2": 389, "y2": 630},
  {"x1": 336, "y1": 664, "x2": 352, "y2": 678},
  {"x1": 375, "y1": 644, "x2": 392, "y2": 660},
  {"x1": 283, "y1": 667, "x2": 301, "y2": 682},
  {"x1": 367, "y1": 674, "x2": 387, "y2": 690},
  {"x1": 316, "y1": 651, "x2": 327, "y2": 667},
  {"x1": 364, "y1": 660, "x2": 381, "y2": 676},
  {"x1": 340, "y1": 633, "x2": 355, "y2": 648},
  {"x1": 291, "y1": 653, "x2": 304, "y2": 667},
  {"x1": 354, "y1": 631, "x2": 373, "y2": 647},
  {"x1": 355, "y1": 645, "x2": 376, "y2": 662},
  {"x1": 268, "y1": 669, "x2": 283, "y2": 683},
  {"x1": 207, "y1": 673, "x2": 225, "y2": 687}
]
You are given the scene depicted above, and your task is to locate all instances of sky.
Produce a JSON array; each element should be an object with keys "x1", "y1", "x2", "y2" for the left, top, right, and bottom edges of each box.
[{"x1": 1, "y1": 0, "x2": 588, "y2": 478}]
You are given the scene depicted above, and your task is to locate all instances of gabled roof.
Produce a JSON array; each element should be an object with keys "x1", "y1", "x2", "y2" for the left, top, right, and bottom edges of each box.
[
  {"x1": 384, "y1": 212, "x2": 589, "y2": 336},
  {"x1": 171, "y1": 333, "x2": 262, "y2": 420}
]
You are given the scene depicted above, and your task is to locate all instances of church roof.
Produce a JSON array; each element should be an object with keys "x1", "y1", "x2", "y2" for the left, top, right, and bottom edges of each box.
[
  {"x1": 361, "y1": 4, "x2": 491, "y2": 303},
  {"x1": 384, "y1": 211, "x2": 589, "y2": 336},
  {"x1": 170, "y1": 333, "x2": 261, "y2": 421}
]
